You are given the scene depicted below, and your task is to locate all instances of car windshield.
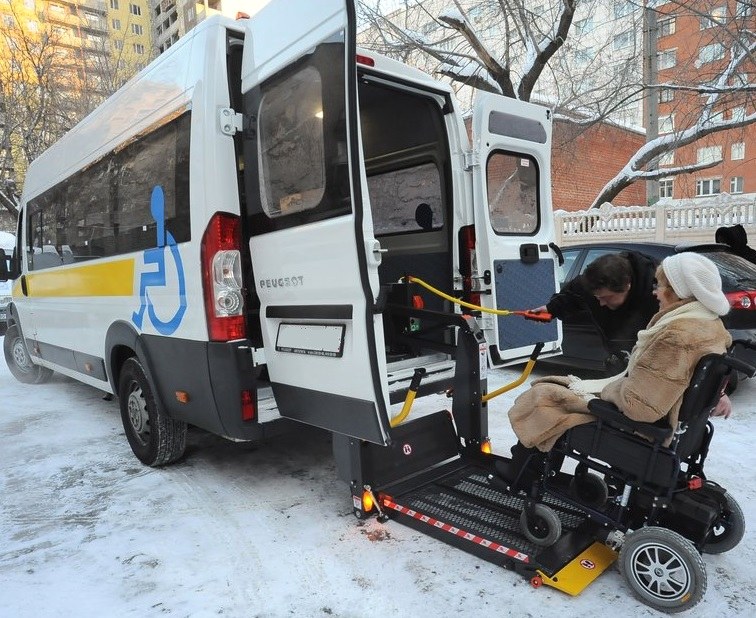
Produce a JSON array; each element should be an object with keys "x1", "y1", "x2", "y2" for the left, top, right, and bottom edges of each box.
[{"x1": 698, "y1": 251, "x2": 756, "y2": 291}]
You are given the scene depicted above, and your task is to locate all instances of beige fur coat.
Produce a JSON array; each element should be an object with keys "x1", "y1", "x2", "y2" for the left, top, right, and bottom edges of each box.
[{"x1": 508, "y1": 300, "x2": 731, "y2": 451}]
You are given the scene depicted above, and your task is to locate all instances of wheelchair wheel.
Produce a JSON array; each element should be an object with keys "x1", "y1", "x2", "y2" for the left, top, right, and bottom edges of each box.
[
  {"x1": 702, "y1": 491, "x2": 745, "y2": 554},
  {"x1": 520, "y1": 503, "x2": 561, "y2": 547},
  {"x1": 619, "y1": 527, "x2": 706, "y2": 613},
  {"x1": 570, "y1": 471, "x2": 609, "y2": 507}
]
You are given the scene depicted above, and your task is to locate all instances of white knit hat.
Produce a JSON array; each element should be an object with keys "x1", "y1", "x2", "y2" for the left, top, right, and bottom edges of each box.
[{"x1": 661, "y1": 253, "x2": 730, "y2": 316}]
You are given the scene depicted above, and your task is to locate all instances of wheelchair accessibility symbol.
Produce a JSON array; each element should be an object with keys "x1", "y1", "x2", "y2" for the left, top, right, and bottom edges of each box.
[{"x1": 132, "y1": 186, "x2": 187, "y2": 335}]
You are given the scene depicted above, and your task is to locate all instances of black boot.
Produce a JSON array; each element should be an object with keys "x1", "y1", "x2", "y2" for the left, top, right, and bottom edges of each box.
[{"x1": 494, "y1": 442, "x2": 547, "y2": 488}]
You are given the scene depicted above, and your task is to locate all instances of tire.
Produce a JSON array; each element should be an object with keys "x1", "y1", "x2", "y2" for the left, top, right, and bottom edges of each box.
[
  {"x1": 619, "y1": 527, "x2": 706, "y2": 613},
  {"x1": 3, "y1": 324, "x2": 53, "y2": 384},
  {"x1": 520, "y1": 503, "x2": 561, "y2": 547},
  {"x1": 702, "y1": 492, "x2": 746, "y2": 554},
  {"x1": 119, "y1": 357, "x2": 186, "y2": 467},
  {"x1": 570, "y1": 471, "x2": 609, "y2": 507}
]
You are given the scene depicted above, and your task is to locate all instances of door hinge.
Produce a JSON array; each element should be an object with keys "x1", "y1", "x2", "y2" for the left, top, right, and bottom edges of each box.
[
  {"x1": 219, "y1": 108, "x2": 244, "y2": 136},
  {"x1": 463, "y1": 151, "x2": 480, "y2": 170}
]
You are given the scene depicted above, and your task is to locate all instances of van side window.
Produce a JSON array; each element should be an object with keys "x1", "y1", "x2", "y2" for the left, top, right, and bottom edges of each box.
[
  {"x1": 486, "y1": 152, "x2": 539, "y2": 235},
  {"x1": 244, "y1": 36, "x2": 350, "y2": 234},
  {"x1": 25, "y1": 112, "x2": 191, "y2": 270}
]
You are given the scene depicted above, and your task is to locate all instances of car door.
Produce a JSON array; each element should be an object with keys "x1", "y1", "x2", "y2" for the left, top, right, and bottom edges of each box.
[
  {"x1": 470, "y1": 93, "x2": 560, "y2": 365},
  {"x1": 241, "y1": 0, "x2": 391, "y2": 444}
]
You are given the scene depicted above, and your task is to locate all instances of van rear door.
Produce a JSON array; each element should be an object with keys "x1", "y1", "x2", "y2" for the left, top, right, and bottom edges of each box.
[
  {"x1": 240, "y1": 0, "x2": 391, "y2": 444},
  {"x1": 470, "y1": 93, "x2": 561, "y2": 365}
]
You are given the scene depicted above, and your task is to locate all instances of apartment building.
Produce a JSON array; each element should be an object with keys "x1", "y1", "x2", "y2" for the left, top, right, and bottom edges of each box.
[{"x1": 653, "y1": 0, "x2": 755, "y2": 201}]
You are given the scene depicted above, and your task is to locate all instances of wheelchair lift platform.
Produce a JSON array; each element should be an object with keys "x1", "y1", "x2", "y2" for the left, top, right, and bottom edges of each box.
[{"x1": 336, "y1": 409, "x2": 617, "y2": 597}]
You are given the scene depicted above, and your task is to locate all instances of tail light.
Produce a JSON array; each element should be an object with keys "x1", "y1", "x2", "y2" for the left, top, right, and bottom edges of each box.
[
  {"x1": 726, "y1": 291, "x2": 756, "y2": 310},
  {"x1": 356, "y1": 53, "x2": 375, "y2": 67},
  {"x1": 458, "y1": 225, "x2": 480, "y2": 309},
  {"x1": 201, "y1": 213, "x2": 247, "y2": 341}
]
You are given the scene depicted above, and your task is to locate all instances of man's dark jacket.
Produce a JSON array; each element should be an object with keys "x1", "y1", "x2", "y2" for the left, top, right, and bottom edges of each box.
[{"x1": 547, "y1": 251, "x2": 659, "y2": 345}]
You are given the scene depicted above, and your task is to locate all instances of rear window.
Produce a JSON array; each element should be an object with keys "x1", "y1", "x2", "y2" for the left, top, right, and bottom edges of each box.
[{"x1": 696, "y1": 251, "x2": 756, "y2": 292}]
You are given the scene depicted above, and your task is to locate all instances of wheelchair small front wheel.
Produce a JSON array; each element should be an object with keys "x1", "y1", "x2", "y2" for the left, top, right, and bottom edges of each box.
[
  {"x1": 520, "y1": 503, "x2": 561, "y2": 547},
  {"x1": 619, "y1": 527, "x2": 706, "y2": 613},
  {"x1": 702, "y1": 491, "x2": 745, "y2": 554}
]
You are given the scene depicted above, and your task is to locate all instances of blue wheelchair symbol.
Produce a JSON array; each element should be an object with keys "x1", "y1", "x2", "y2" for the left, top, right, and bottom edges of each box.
[{"x1": 132, "y1": 186, "x2": 187, "y2": 335}]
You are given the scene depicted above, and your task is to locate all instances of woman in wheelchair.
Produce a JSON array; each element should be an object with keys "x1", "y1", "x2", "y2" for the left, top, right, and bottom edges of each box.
[{"x1": 499, "y1": 252, "x2": 731, "y2": 485}]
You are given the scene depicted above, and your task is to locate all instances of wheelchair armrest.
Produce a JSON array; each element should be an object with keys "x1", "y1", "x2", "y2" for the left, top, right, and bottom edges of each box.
[
  {"x1": 586, "y1": 399, "x2": 673, "y2": 443},
  {"x1": 723, "y1": 353, "x2": 756, "y2": 378}
]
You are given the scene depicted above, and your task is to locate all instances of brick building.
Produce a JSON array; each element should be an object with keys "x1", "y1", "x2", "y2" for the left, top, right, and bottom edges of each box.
[
  {"x1": 653, "y1": 0, "x2": 755, "y2": 200},
  {"x1": 552, "y1": 119, "x2": 646, "y2": 211}
]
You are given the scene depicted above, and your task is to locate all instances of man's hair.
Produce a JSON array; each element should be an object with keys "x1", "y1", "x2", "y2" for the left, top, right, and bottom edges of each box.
[{"x1": 584, "y1": 254, "x2": 632, "y2": 293}]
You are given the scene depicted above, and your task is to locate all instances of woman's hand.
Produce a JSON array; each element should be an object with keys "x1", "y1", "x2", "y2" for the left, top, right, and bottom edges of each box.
[{"x1": 711, "y1": 394, "x2": 732, "y2": 419}]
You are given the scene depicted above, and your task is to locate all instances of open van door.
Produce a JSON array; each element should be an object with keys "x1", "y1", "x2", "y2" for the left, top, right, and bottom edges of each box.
[
  {"x1": 470, "y1": 93, "x2": 561, "y2": 365},
  {"x1": 241, "y1": 0, "x2": 391, "y2": 444}
]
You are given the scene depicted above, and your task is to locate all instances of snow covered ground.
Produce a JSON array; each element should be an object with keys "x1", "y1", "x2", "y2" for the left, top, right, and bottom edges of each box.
[{"x1": 1, "y1": 342, "x2": 755, "y2": 617}]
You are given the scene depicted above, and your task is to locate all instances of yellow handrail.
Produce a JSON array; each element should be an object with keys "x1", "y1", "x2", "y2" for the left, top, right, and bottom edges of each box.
[{"x1": 402, "y1": 275, "x2": 552, "y2": 322}]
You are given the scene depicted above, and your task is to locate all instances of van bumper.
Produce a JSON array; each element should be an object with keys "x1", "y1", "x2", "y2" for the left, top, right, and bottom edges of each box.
[{"x1": 140, "y1": 335, "x2": 265, "y2": 441}]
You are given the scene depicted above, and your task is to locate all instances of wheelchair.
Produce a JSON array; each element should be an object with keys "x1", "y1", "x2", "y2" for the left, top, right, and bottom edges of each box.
[{"x1": 514, "y1": 342, "x2": 754, "y2": 613}]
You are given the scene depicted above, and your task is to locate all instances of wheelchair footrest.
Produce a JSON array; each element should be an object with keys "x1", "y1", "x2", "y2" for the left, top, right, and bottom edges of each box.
[{"x1": 537, "y1": 541, "x2": 617, "y2": 596}]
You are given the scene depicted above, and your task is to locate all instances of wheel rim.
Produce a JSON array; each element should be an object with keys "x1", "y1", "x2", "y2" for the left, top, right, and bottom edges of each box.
[
  {"x1": 11, "y1": 337, "x2": 32, "y2": 373},
  {"x1": 628, "y1": 541, "x2": 692, "y2": 601},
  {"x1": 126, "y1": 382, "x2": 150, "y2": 447}
]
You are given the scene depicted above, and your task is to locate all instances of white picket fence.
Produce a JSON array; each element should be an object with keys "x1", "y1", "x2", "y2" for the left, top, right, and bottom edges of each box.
[{"x1": 554, "y1": 193, "x2": 756, "y2": 247}]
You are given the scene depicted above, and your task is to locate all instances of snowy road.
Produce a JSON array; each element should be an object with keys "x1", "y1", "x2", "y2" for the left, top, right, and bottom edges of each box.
[{"x1": 1, "y1": 343, "x2": 755, "y2": 617}]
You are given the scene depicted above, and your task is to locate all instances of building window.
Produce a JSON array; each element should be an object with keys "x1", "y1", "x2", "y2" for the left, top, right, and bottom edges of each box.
[
  {"x1": 659, "y1": 114, "x2": 675, "y2": 134},
  {"x1": 131, "y1": 24, "x2": 143, "y2": 35},
  {"x1": 701, "y1": 6, "x2": 726, "y2": 29},
  {"x1": 731, "y1": 177, "x2": 744, "y2": 193},
  {"x1": 731, "y1": 142, "x2": 745, "y2": 160},
  {"x1": 659, "y1": 178, "x2": 674, "y2": 198},
  {"x1": 613, "y1": 31, "x2": 634, "y2": 51},
  {"x1": 732, "y1": 106, "x2": 745, "y2": 122},
  {"x1": 614, "y1": 2, "x2": 636, "y2": 18},
  {"x1": 697, "y1": 43, "x2": 725, "y2": 65},
  {"x1": 133, "y1": 43, "x2": 145, "y2": 54},
  {"x1": 111, "y1": 18, "x2": 120, "y2": 30},
  {"x1": 129, "y1": 3, "x2": 142, "y2": 16},
  {"x1": 696, "y1": 178, "x2": 721, "y2": 196},
  {"x1": 110, "y1": 0, "x2": 118, "y2": 8},
  {"x1": 697, "y1": 145, "x2": 722, "y2": 164},
  {"x1": 658, "y1": 17, "x2": 676, "y2": 36},
  {"x1": 736, "y1": 0, "x2": 752, "y2": 17},
  {"x1": 659, "y1": 88, "x2": 674, "y2": 103},
  {"x1": 658, "y1": 49, "x2": 677, "y2": 70},
  {"x1": 114, "y1": 40, "x2": 123, "y2": 50},
  {"x1": 659, "y1": 151, "x2": 674, "y2": 166},
  {"x1": 574, "y1": 17, "x2": 594, "y2": 35}
]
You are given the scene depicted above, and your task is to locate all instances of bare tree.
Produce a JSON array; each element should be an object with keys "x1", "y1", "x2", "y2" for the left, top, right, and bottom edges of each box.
[
  {"x1": 358, "y1": 0, "x2": 755, "y2": 208},
  {"x1": 358, "y1": 0, "x2": 578, "y2": 103}
]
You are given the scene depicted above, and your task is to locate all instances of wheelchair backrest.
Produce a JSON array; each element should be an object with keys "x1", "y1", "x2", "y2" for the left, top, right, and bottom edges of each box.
[{"x1": 673, "y1": 353, "x2": 730, "y2": 461}]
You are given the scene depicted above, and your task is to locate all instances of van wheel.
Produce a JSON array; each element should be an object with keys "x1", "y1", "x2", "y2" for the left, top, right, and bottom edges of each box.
[
  {"x1": 619, "y1": 527, "x2": 706, "y2": 613},
  {"x1": 119, "y1": 357, "x2": 186, "y2": 466},
  {"x1": 3, "y1": 324, "x2": 53, "y2": 384}
]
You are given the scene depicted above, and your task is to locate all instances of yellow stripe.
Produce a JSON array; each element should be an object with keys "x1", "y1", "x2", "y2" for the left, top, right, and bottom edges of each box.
[{"x1": 27, "y1": 259, "x2": 135, "y2": 297}]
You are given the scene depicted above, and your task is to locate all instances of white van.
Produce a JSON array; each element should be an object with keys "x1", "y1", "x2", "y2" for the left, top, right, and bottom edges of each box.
[{"x1": 0, "y1": 0, "x2": 561, "y2": 467}]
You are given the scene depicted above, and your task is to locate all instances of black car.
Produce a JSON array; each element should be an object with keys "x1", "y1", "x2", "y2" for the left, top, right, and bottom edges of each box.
[{"x1": 545, "y1": 242, "x2": 756, "y2": 383}]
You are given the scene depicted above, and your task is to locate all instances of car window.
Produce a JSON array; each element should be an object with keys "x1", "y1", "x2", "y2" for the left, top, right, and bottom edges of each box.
[
  {"x1": 558, "y1": 249, "x2": 580, "y2": 285},
  {"x1": 579, "y1": 248, "x2": 615, "y2": 275},
  {"x1": 697, "y1": 251, "x2": 756, "y2": 292}
]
